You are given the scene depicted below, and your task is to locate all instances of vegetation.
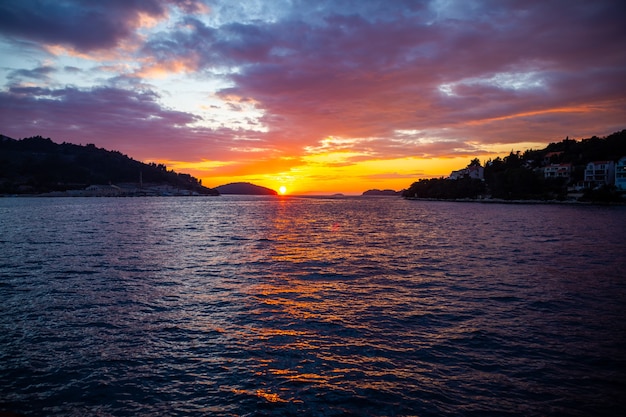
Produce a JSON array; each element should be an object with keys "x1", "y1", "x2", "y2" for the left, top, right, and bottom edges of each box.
[
  {"x1": 483, "y1": 151, "x2": 568, "y2": 200},
  {"x1": 579, "y1": 185, "x2": 623, "y2": 203},
  {"x1": 403, "y1": 130, "x2": 626, "y2": 202},
  {"x1": 0, "y1": 135, "x2": 218, "y2": 195},
  {"x1": 403, "y1": 177, "x2": 485, "y2": 200}
]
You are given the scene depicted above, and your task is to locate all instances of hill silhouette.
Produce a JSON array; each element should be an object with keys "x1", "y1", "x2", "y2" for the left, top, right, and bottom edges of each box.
[
  {"x1": 362, "y1": 189, "x2": 401, "y2": 196},
  {"x1": 403, "y1": 129, "x2": 626, "y2": 202},
  {"x1": 215, "y1": 182, "x2": 277, "y2": 195},
  {"x1": 0, "y1": 135, "x2": 218, "y2": 195}
]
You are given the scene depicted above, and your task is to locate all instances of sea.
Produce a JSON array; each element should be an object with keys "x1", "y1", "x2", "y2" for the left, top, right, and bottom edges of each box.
[{"x1": 1, "y1": 196, "x2": 625, "y2": 417}]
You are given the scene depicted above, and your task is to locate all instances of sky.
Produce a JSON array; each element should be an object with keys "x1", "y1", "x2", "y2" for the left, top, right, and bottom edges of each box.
[{"x1": 1, "y1": 0, "x2": 625, "y2": 194}]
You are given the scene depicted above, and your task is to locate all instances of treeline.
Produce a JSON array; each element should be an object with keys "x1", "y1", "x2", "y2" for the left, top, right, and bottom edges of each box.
[
  {"x1": 0, "y1": 135, "x2": 218, "y2": 195},
  {"x1": 403, "y1": 177, "x2": 486, "y2": 200},
  {"x1": 403, "y1": 152, "x2": 571, "y2": 200},
  {"x1": 484, "y1": 151, "x2": 569, "y2": 200},
  {"x1": 403, "y1": 129, "x2": 626, "y2": 201}
]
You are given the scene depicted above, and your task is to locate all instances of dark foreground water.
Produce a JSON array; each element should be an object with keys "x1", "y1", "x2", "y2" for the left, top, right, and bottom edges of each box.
[{"x1": 1, "y1": 196, "x2": 625, "y2": 417}]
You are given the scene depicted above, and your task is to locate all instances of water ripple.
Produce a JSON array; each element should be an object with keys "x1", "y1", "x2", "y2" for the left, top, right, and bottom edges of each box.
[{"x1": 1, "y1": 197, "x2": 625, "y2": 416}]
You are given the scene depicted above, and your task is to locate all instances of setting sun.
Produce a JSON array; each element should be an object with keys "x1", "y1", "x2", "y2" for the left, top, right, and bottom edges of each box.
[{"x1": 279, "y1": 186, "x2": 287, "y2": 195}]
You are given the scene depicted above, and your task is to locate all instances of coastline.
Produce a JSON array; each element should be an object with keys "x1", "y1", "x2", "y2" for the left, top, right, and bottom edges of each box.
[
  {"x1": 0, "y1": 192, "x2": 220, "y2": 198},
  {"x1": 403, "y1": 197, "x2": 626, "y2": 206}
]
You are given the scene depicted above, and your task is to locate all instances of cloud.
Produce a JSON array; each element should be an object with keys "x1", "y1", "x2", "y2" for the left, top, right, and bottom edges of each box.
[
  {"x1": 186, "y1": 0, "x2": 624, "y2": 152},
  {"x1": 0, "y1": 83, "x2": 246, "y2": 161},
  {"x1": 7, "y1": 65, "x2": 56, "y2": 81},
  {"x1": 0, "y1": 0, "x2": 625, "y2": 192},
  {"x1": 363, "y1": 171, "x2": 426, "y2": 181},
  {"x1": 0, "y1": 0, "x2": 207, "y2": 52}
]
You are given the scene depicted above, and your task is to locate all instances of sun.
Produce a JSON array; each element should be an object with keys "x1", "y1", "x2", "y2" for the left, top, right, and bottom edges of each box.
[{"x1": 279, "y1": 186, "x2": 287, "y2": 195}]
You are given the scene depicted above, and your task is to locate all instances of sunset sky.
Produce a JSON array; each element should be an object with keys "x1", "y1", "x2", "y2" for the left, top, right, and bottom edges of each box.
[{"x1": 1, "y1": 1, "x2": 625, "y2": 194}]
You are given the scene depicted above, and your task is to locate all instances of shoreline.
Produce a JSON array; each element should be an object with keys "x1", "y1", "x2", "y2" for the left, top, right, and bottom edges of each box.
[
  {"x1": 0, "y1": 192, "x2": 219, "y2": 198},
  {"x1": 403, "y1": 197, "x2": 626, "y2": 206}
]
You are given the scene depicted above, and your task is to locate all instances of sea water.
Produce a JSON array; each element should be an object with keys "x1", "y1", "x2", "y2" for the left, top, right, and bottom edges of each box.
[{"x1": 1, "y1": 196, "x2": 625, "y2": 416}]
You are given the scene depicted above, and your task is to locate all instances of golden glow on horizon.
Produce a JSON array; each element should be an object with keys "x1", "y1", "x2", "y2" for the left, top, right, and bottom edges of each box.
[
  {"x1": 194, "y1": 156, "x2": 482, "y2": 194},
  {"x1": 302, "y1": 151, "x2": 368, "y2": 166},
  {"x1": 155, "y1": 146, "x2": 553, "y2": 195}
]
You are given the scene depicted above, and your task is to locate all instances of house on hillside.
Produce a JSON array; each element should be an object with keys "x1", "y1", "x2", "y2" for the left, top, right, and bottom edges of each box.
[
  {"x1": 449, "y1": 165, "x2": 484, "y2": 180},
  {"x1": 584, "y1": 161, "x2": 615, "y2": 189},
  {"x1": 85, "y1": 184, "x2": 122, "y2": 196},
  {"x1": 543, "y1": 163, "x2": 572, "y2": 182},
  {"x1": 543, "y1": 151, "x2": 564, "y2": 165},
  {"x1": 615, "y1": 157, "x2": 626, "y2": 190}
]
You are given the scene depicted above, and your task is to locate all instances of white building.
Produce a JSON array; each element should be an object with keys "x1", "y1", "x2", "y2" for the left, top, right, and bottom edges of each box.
[
  {"x1": 615, "y1": 157, "x2": 626, "y2": 190},
  {"x1": 544, "y1": 163, "x2": 572, "y2": 181},
  {"x1": 584, "y1": 161, "x2": 615, "y2": 189},
  {"x1": 449, "y1": 165, "x2": 484, "y2": 180}
]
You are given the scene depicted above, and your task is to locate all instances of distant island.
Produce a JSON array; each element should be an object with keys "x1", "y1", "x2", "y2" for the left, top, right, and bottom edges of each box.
[
  {"x1": 215, "y1": 182, "x2": 277, "y2": 195},
  {"x1": 362, "y1": 189, "x2": 402, "y2": 196},
  {"x1": 0, "y1": 135, "x2": 219, "y2": 196}
]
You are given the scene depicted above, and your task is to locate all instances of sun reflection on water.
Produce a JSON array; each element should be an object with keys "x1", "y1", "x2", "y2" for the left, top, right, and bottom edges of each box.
[{"x1": 3, "y1": 197, "x2": 624, "y2": 416}]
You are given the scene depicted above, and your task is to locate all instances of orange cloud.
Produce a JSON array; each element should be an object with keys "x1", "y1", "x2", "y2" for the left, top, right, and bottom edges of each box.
[{"x1": 136, "y1": 58, "x2": 199, "y2": 78}]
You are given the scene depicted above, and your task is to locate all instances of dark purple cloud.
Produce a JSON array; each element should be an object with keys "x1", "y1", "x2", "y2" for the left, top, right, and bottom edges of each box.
[
  {"x1": 0, "y1": 0, "x2": 205, "y2": 51},
  {"x1": 134, "y1": 0, "x2": 624, "y2": 153},
  {"x1": 7, "y1": 65, "x2": 56, "y2": 82}
]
